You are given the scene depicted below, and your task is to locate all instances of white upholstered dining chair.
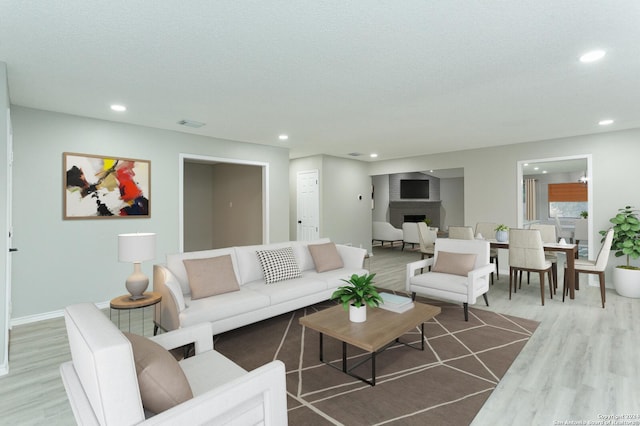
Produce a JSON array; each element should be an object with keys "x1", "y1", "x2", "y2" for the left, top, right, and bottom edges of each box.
[
  {"x1": 563, "y1": 228, "x2": 614, "y2": 308},
  {"x1": 508, "y1": 229, "x2": 554, "y2": 306},
  {"x1": 475, "y1": 222, "x2": 500, "y2": 283},
  {"x1": 530, "y1": 224, "x2": 559, "y2": 290},
  {"x1": 417, "y1": 221, "x2": 437, "y2": 260},
  {"x1": 448, "y1": 226, "x2": 474, "y2": 240}
]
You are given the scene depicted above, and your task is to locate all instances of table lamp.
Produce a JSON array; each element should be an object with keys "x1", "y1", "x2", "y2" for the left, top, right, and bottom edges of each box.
[{"x1": 118, "y1": 232, "x2": 156, "y2": 300}]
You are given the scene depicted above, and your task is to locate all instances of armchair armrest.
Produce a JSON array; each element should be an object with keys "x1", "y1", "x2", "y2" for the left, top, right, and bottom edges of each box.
[
  {"x1": 466, "y1": 263, "x2": 496, "y2": 300},
  {"x1": 142, "y1": 360, "x2": 287, "y2": 425},
  {"x1": 405, "y1": 258, "x2": 434, "y2": 292},
  {"x1": 149, "y1": 323, "x2": 213, "y2": 355}
]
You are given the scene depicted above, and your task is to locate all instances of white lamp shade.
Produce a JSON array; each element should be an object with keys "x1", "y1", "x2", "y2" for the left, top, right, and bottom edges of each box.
[{"x1": 118, "y1": 233, "x2": 156, "y2": 263}]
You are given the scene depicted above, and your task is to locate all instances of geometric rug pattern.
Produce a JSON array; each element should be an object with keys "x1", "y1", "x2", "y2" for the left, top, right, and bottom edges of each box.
[{"x1": 214, "y1": 296, "x2": 539, "y2": 425}]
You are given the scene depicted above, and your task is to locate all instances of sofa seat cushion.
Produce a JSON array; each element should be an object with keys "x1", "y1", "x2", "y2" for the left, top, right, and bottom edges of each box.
[
  {"x1": 124, "y1": 332, "x2": 193, "y2": 414},
  {"x1": 180, "y1": 289, "x2": 270, "y2": 328},
  {"x1": 409, "y1": 272, "x2": 468, "y2": 295},
  {"x1": 244, "y1": 276, "x2": 327, "y2": 305},
  {"x1": 310, "y1": 268, "x2": 369, "y2": 290}
]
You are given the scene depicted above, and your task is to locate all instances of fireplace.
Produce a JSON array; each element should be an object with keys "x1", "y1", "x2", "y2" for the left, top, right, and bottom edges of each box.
[{"x1": 389, "y1": 201, "x2": 441, "y2": 229}]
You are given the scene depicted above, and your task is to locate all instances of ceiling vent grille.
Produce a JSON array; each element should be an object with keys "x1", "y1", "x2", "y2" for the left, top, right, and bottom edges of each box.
[
  {"x1": 347, "y1": 152, "x2": 363, "y2": 157},
  {"x1": 177, "y1": 119, "x2": 206, "y2": 128}
]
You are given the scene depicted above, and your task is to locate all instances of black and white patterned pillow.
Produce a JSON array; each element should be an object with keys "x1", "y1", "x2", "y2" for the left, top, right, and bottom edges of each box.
[{"x1": 256, "y1": 247, "x2": 302, "y2": 284}]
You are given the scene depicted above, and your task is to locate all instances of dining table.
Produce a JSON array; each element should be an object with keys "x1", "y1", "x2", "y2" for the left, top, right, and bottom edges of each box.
[{"x1": 489, "y1": 240, "x2": 579, "y2": 299}]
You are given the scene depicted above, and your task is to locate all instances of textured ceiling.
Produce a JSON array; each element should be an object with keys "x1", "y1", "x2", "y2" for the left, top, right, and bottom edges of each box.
[{"x1": 1, "y1": 1, "x2": 639, "y2": 161}]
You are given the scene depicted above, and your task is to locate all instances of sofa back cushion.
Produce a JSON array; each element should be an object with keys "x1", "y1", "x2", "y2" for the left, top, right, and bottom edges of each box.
[
  {"x1": 64, "y1": 303, "x2": 145, "y2": 425},
  {"x1": 167, "y1": 248, "x2": 238, "y2": 295},
  {"x1": 234, "y1": 242, "x2": 295, "y2": 284},
  {"x1": 183, "y1": 255, "x2": 241, "y2": 300},
  {"x1": 291, "y1": 238, "x2": 331, "y2": 271}
]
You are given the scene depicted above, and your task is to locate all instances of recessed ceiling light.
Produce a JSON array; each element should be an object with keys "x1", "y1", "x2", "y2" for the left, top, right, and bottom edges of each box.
[
  {"x1": 278, "y1": 134, "x2": 288, "y2": 140},
  {"x1": 542, "y1": 171, "x2": 548, "y2": 174},
  {"x1": 598, "y1": 119, "x2": 614, "y2": 126},
  {"x1": 534, "y1": 167, "x2": 539, "y2": 171},
  {"x1": 579, "y1": 50, "x2": 606, "y2": 63},
  {"x1": 523, "y1": 163, "x2": 529, "y2": 166},
  {"x1": 370, "y1": 153, "x2": 378, "y2": 158},
  {"x1": 110, "y1": 104, "x2": 127, "y2": 112}
]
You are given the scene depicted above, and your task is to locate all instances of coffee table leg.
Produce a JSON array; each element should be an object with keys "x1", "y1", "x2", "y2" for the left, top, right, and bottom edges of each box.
[
  {"x1": 342, "y1": 341, "x2": 347, "y2": 373},
  {"x1": 421, "y1": 323, "x2": 425, "y2": 350},
  {"x1": 319, "y1": 333, "x2": 324, "y2": 362},
  {"x1": 372, "y1": 352, "x2": 376, "y2": 386}
]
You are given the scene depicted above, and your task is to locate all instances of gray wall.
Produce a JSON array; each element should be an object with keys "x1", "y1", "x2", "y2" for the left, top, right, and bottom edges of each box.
[
  {"x1": 371, "y1": 174, "x2": 390, "y2": 222},
  {"x1": 368, "y1": 128, "x2": 640, "y2": 285},
  {"x1": 184, "y1": 163, "x2": 215, "y2": 251},
  {"x1": 210, "y1": 163, "x2": 262, "y2": 248},
  {"x1": 10, "y1": 106, "x2": 290, "y2": 319},
  {"x1": 440, "y1": 177, "x2": 464, "y2": 230},
  {"x1": 290, "y1": 155, "x2": 372, "y2": 252},
  {"x1": 0, "y1": 62, "x2": 9, "y2": 373}
]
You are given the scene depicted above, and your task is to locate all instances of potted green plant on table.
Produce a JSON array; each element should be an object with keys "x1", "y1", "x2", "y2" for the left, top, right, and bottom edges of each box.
[
  {"x1": 495, "y1": 224, "x2": 509, "y2": 242},
  {"x1": 600, "y1": 205, "x2": 640, "y2": 298},
  {"x1": 331, "y1": 273, "x2": 383, "y2": 322},
  {"x1": 580, "y1": 211, "x2": 588, "y2": 219}
]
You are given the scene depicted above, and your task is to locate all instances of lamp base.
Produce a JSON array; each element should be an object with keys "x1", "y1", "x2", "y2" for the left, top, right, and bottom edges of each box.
[{"x1": 126, "y1": 263, "x2": 149, "y2": 300}]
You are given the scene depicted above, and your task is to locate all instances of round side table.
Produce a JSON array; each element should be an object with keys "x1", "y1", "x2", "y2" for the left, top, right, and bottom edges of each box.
[{"x1": 110, "y1": 291, "x2": 161, "y2": 336}]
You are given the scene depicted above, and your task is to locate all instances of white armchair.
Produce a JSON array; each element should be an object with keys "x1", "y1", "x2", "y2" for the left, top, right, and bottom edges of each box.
[
  {"x1": 372, "y1": 221, "x2": 404, "y2": 247},
  {"x1": 406, "y1": 238, "x2": 494, "y2": 321},
  {"x1": 60, "y1": 303, "x2": 287, "y2": 425},
  {"x1": 402, "y1": 222, "x2": 420, "y2": 250}
]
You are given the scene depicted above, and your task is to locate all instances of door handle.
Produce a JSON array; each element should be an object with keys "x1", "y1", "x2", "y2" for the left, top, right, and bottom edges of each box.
[{"x1": 9, "y1": 248, "x2": 18, "y2": 252}]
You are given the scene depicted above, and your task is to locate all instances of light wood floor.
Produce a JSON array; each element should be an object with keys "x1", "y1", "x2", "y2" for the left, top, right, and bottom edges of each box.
[{"x1": 1, "y1": 246, "x2": 638, "y2": 425}]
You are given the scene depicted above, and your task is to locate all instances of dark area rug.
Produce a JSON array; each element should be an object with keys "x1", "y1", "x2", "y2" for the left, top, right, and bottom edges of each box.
[{"x1": 214, "y1": 296, "x2": 539, "y2": 425}]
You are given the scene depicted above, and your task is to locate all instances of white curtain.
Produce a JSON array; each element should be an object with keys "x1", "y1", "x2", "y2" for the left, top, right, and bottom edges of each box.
[{"x1": 525, "y1": 178, "x2": 537, "y2": 221}]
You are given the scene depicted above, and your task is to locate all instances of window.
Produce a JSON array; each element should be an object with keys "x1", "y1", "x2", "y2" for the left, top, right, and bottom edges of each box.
[{"x1": 548, "y1": 183, "x2": 588, "y2": 218}]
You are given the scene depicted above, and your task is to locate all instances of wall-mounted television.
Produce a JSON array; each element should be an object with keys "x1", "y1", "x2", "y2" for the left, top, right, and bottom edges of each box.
[{"x1": 400, "y1": 179, "x2": 429, "y2": 199}]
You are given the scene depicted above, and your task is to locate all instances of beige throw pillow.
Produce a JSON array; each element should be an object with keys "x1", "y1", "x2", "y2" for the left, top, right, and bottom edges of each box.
[
  {"x1": 308, "y1": 242, "x2": 344, "y2": 272},
  {"x1": 124, "y1": 332, "x2": 193, "y2": 414},
  {"x1": 183, "y1": 255, "x2": 240, "y2": 300},
  {"x1": 432, "y1": 251, "x2": 477, "y2": 276}
]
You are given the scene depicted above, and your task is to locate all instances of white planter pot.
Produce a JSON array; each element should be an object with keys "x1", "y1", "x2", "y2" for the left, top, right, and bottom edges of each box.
[
  {"x1": 349, "y1": 305, "x2": 367, "y2": 322},
  {"x1": 613, "y1": 267, "x2": 640, "y2": 298},
  {"x1": 495, "y1": 230, "x2": 508, "y2": 242}
]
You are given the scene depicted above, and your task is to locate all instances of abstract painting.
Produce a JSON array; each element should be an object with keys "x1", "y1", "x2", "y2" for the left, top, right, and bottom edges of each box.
[{"x1": 64, "y1": 152, "x2": 150, "y2": 219}]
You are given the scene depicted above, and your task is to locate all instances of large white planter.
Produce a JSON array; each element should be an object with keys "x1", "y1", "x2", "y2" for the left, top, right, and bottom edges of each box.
[
  {"x1": 349, "y1": 305, "x2": 367, "y2": 322},
  {"x1": 613, "y1": 267, "x2": 640, "y2": 298}
]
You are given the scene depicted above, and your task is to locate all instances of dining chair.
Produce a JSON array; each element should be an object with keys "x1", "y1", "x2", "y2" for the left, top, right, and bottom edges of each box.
[
  {"x1": 554, "y1": 216, "x2": 574, "y2": 243},
  {"x1": 448, "y1": 226, "x2": 474, "y2": 240},
  {"x1": 530, "y1": 224, "x2": 559, "y2": 291},
  {"x1": 475, "y1": 222, "x2": 500, "y2": 283},
  {"x1": 508, "y1": 229, "x2": 554, "y2": 305},
  {"x1": 563, "y1": 228, "x2": 614, "y2": 308},
  {"x1": 574, "y1": 218, "x2": 588, "y2": 248},
  {"x1": 417, "y1": 221, "x2": 437, "y2": 260}
]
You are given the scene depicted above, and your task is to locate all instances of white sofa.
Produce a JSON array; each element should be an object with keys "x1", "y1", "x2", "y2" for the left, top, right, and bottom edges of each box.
[
  {"x1": 153, "y1": 238, "x2": 367, "y2": 335},
  {"x1": 372, "y1": 221, "x2": 404, "y2": 247},
  {"x1": 60, "y1": 303, "x2": 287, "y2": 425}
]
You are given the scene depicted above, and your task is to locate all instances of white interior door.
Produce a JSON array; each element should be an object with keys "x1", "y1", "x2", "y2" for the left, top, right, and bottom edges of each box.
[{"x1": 296, "y1": 170, "x2": 319, "y2": 241}]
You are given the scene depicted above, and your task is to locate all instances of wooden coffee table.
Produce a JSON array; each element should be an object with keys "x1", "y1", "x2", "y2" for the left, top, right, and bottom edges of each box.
[{"x1": 299, "y1": 302, "x2": 441, "y2": 386}]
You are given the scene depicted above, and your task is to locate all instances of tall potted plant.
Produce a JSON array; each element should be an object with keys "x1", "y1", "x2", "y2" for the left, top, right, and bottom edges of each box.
[
  {"x1": 331, "y1": 273, "x2": 383, "y2": 322},
  {"x1": 600, "y1": 205, "x2": 640, "y2": 298}
]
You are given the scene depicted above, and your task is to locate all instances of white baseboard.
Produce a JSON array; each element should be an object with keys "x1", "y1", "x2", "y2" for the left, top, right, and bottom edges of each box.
[
  {"x1": 0, "y1": 361, "x2": 7, "y2": 376},
  {"x1": 10, "y1": 301, "x2": 110, "y2": 327}
]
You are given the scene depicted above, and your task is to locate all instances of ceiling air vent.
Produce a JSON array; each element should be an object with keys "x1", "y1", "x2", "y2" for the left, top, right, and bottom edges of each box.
[
  {"x1": 177, "y1": 119, "x2": 206, "y2": 128},
  {"x1": 347, "y1": 152, "x2": 363, "y2": 157}
]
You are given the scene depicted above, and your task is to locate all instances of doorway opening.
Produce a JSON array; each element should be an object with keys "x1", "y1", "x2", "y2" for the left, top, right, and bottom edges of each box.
[{"x1": 179, "y1": 154, "x2": 269, "y2": 252}]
